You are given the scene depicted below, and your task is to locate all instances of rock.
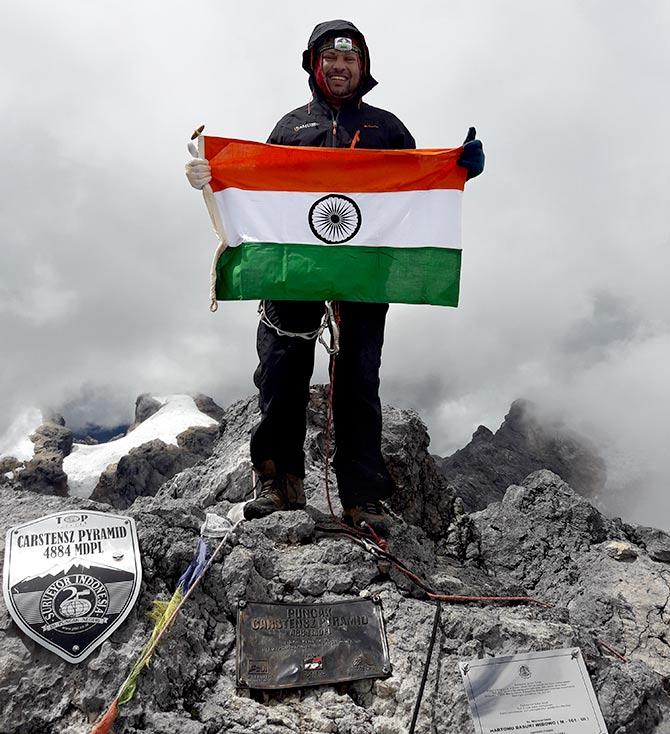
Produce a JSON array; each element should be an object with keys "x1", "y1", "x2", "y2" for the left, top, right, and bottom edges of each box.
[
  {"x1": 90, "y1": 438, "x2": 206, "y2": 510},
  {"x1": 1, "y1": 396, "x2": 669, "y2": 733},
  {"x1": 604, "y1": 540, "x2": 638, "y2": 560},
  {"x1": 14, "y1": 454, "x2": 68, "y2": 496},
  {"x1": 132, "y1": 393, "x2": 162, "y2": 426},
  {"x1": 9, "y1": 418, "x2": 74, "y2": 496},
  {"x1": 0, "y1": 457, "x2": 21, "y2": 474},
  {"x1": 382, "y1": 405, "x2": 458, "y2": 539},
  {"x1": 30, "y1": 422, "x2": 74, "y2": 457},
  {"x1": 41, "y1": 411, "x2": 66, "y2": 427},
  {"x1": 193, "y1": 394, "x2": 226, "y2": 423},
  {"x1": 176, "y1": 425, "x2": 221, "y2": 457},
  {"x1": 89, "y1": 424, "x2": 222, "y2": 510},
  {"x1": 77, "y1": 436, "x2": 99, "y2": 445},
  {"x1": 436, "y1": 398, "x2": 607, "y2": 511},
  {"x1": 635, "y1": 526, "x2": 670, "y2": 564},
  {"x1": 473, "y1": 470, "x2": 670, "y2": 680}
]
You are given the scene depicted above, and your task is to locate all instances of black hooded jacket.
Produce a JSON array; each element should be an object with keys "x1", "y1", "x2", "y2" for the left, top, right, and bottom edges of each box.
[{"x1": 267, "y1": 20, "x2": 415, "y2": 150}]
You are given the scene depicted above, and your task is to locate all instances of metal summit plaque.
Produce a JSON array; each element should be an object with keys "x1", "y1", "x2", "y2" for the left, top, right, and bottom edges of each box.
[
  {"x1": 236, "y1": 598, "x2": 391, "y2": 689},
  {"x1": 3, "y1": 510, "x2": 142, "y2": 664},
  {"x1": 459, "y1": 647, "x2": 608, "y2": 734}
]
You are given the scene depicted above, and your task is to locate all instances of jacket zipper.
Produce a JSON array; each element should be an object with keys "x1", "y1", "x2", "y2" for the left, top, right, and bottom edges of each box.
[{"x1": 331, "y1": 110, "x2": 340, "y2": 143}]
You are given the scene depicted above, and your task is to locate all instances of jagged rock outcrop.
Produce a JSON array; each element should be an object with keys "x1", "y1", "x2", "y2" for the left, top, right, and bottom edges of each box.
[
  {"x1": 383, "y1": 405, "x2": 460, "y2": 539},
  {"x1": 31, "y1": 419, "x2": 73, "y2": 457},
  {"x1": 7, "y1": 416, "x2": 75, "y2": 496},
  {"x1": 1, "y1": 392, "x2": 669, "y2": 733},
  {"x1": 130, "y1": 393, "x2": 225, "y2": 432},
  {"x1": 435, "y1": 398, "x2": 607, "y2": 511},
  {"x1": 0, "y1": 456, "x2": 21, "y2": 475},
  {"x1": 54, "y1": 393, "x2": 224, "y2": 502},
  {"x1": 193, "y1": 393, "x2": 227, "y2": 424},
  {"x1": 131, "y1": 394, "x2": 163, "y2": 428},
  {"x1": 90, "y1": 426, "x2": 221, "y2": 509},
  {"x1": 157, "y1": 387, "x2": 458, "y2": 533}
]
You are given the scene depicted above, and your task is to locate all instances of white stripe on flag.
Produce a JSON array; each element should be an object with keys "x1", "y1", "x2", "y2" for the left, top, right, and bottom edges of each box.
[{"x1": 213, "y1": 188, "x2": 462, "y2": 248}]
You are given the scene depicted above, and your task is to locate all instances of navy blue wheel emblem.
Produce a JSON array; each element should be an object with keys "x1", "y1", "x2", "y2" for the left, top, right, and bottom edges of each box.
[{"x1": 308, "y1": 194, "x2": 361, "y2": 243}]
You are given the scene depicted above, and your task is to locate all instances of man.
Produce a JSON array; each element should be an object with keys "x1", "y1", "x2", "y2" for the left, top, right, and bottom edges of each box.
[{"x1": 186, "y1": 20, "x2": 484, "y2": 533}]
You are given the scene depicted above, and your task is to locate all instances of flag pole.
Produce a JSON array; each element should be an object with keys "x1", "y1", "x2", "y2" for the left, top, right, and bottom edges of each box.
[{"x1": 189, "y1": 125, "x2": 229, "y2": 312}]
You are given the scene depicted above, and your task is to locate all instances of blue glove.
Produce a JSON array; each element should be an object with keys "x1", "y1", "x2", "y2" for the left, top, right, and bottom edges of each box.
[{"x1": 458, "y1": 126, "x2": 485, "y2": 180}]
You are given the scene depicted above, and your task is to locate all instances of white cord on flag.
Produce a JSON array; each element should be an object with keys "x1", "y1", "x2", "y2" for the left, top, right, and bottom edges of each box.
[{"x1": 189, "y1": 127, "x2": 230, "y2": 312}]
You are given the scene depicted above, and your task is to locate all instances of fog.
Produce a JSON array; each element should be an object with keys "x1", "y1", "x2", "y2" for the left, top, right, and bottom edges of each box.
[{"x1": 1, "y1": 1, "x2": 668, "y2": 526}]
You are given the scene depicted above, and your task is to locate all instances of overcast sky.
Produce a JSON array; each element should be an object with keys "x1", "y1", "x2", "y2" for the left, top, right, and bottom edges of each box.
[{"x1": 1, "y1": 1, "x2": 668, "y2": 526}]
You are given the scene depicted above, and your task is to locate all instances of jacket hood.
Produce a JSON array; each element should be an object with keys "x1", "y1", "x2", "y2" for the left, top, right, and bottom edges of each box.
[{"x1": 301, "y1": 19, "x2": 378, "y2": 100}]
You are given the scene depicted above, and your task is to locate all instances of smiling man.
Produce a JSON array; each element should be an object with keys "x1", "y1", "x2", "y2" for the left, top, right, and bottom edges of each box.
[{"x1": 186, "y1": 19, "x2": 484, "y2": 533}]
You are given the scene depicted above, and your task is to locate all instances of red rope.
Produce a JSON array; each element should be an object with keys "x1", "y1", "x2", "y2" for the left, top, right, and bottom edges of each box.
[
  {"x1": 320, "y1": 304, "x2": 545, "y2": 606},
  {"x1": 597, "y1": 638, "x2": 628, "y2": 663},
  {"x1": 323, "y1": 329, "x2": 338, "y2": 520}
]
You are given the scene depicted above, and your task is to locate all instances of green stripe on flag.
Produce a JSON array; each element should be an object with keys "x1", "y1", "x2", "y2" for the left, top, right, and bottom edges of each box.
[{"x1": 215, "y1": 243, "x2": 461, "y2": 306}]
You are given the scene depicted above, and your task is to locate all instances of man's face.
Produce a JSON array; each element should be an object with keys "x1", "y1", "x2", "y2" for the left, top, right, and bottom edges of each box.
[{"x1": 320, "y1": 49, "x2": 361, "y2": 97}]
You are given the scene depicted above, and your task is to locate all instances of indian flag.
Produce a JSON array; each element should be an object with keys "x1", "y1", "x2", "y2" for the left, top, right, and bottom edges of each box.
[{"x1": 202, "y1": 136, "x2": 467, "y2": 306}]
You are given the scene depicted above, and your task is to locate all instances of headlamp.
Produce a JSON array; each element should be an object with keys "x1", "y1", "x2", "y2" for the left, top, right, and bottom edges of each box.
[{"x1": 318, "y1": 36, "x2": 361, "y2": 56}]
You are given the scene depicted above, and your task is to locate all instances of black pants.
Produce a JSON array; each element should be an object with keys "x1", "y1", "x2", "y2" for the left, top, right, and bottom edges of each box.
[{"x1": 250, "y1": 300, "x2": 394, "y2": 507}]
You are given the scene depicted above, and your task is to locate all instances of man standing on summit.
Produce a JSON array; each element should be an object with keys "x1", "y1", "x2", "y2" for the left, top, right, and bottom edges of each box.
[{"x1": 186, "y1": 20, "x2": 484, "y2": 533}]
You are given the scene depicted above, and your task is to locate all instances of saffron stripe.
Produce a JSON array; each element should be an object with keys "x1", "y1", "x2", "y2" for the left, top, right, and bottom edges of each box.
[{"x1": 205, "y1": 137, "x2": 467, "y2": 193}]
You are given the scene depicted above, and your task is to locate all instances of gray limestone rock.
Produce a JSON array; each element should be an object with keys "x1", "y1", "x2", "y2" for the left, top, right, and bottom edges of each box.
[
  {"x1": 176, "y1": 424, "x2": 221, "y2": 457},
  {"x1": 635, "y1": 526, "x2": 670, "y2": 564},
  {"x1": 31, "y1": 422, "x2": 74, "y2": 457},
  {"x1": 82, "y1": 396, "x2": 224, "y2": 510},
  {"x1": 10, "y1": 418, "x2": 74, "y2": 496},
  {"x1": 89, "y1": 433, "x2": 216, "y2": 510},
  {"x1": 0, "y1": 456, "x2": 21, "y2": 474},
  {"x1": 383, "y1": 405, "x2": 458, "y2": 539},
  {"x1": 435, "y1": 398, "x2": 607, "y2": 511},
  {"x1": 1, "y1": 396, "x2": 669, "y2": 733},
  {"x1": 193, "y1": 393, "x2": 226, "y2": 424},
  {"x1": 14, "y1": 453, "x2": 68, "y2": 496},
  {"x1": 132, "y1": 393, "x2": 162, "y2": 426}
]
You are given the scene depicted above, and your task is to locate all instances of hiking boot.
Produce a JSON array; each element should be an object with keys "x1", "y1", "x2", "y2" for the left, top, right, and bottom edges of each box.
[
  {"x1": 244, "y1": 461, "x2": 306, "y2": 520},
  {"x1": 342, "y1": 500, "x2": 390, "y2": 536}
]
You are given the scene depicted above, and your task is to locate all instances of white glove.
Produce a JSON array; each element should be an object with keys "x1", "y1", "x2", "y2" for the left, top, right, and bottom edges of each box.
[{"x1": 185, "y1": 158, "x2": 211, "y2": 190}]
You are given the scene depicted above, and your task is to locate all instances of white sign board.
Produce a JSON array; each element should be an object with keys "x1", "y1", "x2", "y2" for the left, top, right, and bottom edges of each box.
[
  {"x1": 459, "y1": 648, "x2": 608, "y2": 734},
  {"x1": 3, "y1": 510, "x2": 142, "y2": 663}
]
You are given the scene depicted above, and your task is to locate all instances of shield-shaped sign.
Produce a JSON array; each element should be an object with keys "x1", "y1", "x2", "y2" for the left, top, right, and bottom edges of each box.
[{"x1": 2, "y1": 510, "x2": 142, "y2": 664}]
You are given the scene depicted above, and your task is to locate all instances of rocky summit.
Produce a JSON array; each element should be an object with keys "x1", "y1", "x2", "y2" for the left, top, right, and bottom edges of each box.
[{"x1": 1, "y1": 389, "x2": 669, "y2": 733}]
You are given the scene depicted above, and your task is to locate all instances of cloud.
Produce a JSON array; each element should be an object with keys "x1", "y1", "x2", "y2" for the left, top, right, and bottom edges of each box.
[{"x1": 1, "y1": 1, "x2": 668, "y2": 527}]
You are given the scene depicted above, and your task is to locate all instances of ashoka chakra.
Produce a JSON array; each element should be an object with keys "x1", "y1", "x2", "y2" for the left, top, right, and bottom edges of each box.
[{"x1": 308, "y1": 194, "x2": 361, "y2": 243}]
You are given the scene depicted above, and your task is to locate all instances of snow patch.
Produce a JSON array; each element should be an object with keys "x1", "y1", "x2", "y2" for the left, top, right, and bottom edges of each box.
[
  {"x1": 0, "y1": 408, "x2": 43, "y2": 462},
  {"x1": 64, "y1": 394, "x2": 217, "y2": 498}
]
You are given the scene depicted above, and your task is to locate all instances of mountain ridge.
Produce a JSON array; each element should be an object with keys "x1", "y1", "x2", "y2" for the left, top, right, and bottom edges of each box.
[{"x1": 0, "y1": 387, "x2": 668, "y2": 733}]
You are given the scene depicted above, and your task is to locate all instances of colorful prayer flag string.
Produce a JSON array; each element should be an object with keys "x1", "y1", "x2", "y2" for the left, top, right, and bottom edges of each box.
[{"x1": 91, "y1": 525, "x2": 240, "y2": 734}]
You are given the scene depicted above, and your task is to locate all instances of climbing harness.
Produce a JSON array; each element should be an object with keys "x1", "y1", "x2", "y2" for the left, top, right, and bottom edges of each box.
[{"x1": 258, "y1": 299, "x2": 340, "y2": 355}]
